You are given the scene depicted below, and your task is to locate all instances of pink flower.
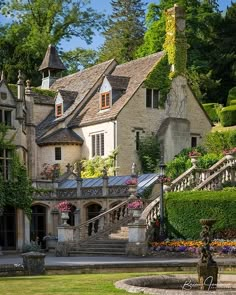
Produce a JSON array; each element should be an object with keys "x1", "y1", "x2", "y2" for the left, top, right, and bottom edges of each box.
[
  {"x1": 57, "y1": 200, "x2": 71, "y2": 212},
  {"x1": 158, "y1": 176, "x2": 171, "y2": 184},
  {"x1": 223, "y1": 147, "x2": 236, "y2": 155},
  {"x1": 128, "y1": 200, "x2": 143, "y2": 209},
  {"x1": 188, "y1": 150, "x2": 201, "y2": 157},
  {"x1": 125, "y1": 178, "x2": 138, "y2": 185}
]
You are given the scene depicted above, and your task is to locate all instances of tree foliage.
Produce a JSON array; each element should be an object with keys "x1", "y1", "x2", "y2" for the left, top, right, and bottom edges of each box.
[
  {"x1": 137, "y1": 0, "x2": 234, "y2": 105},
  {"x1": 137, "y1": 135, "x2": 160, "y2": 173},
  {"x1": 98, "y1": 0, "x2": 146, "y2": 63},
  {"x1": 0, "y1": 0, "x2": 106, "y2": 84},
  {"x1": 61, "y1": 47, "x2": 98, "y2": 74}
]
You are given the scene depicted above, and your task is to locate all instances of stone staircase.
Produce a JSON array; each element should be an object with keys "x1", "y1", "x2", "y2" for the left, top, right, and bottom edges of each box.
[
  {"x1": 68, "y1": 239, "x2": 128, "y2": 256},
  {"x1": 66, "y1": 154, "x2": 235, "y2": 256}
]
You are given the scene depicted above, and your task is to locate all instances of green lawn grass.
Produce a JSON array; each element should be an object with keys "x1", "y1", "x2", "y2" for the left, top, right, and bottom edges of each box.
[{"x1": 0, "y1": 272, "x2": 167, "y2": 295}]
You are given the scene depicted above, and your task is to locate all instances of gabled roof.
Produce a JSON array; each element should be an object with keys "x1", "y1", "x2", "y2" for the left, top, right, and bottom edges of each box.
[
  {"x1": 37, "y1": 128, "x2": 83, "y2": 146},
  {"x1": 36, "y1": 60, "x2": 116, "y2": 139},
  {"x1": 106, "y1": 75, "x2": 130, "y2": 90},
  {"x1": 57, "y1": 89, "x2": 78, "y2": 111},
  {"x1": 69, "y1": 51, "x2": 164, "y2": 127},
  {"x1": 39, "y1": 44, "x2": 66, "y2": 71}
]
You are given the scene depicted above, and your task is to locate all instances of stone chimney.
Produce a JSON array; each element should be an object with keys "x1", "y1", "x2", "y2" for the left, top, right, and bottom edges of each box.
[
  {"x1": 39, "y1": 44, "x2": 66, "y2": 89},
  {"x1": 164, "y1": 4, "x2": 188, "y2": 76},
  {"x1": 16, "y1": 70, "x2": 24, "y2": 123}
]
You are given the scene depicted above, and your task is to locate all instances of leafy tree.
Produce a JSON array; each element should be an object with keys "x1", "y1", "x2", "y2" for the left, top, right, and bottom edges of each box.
[
  {"x1": 137, "y1": 0, "x2": 225, "y2": 103},
  {"x1": 98, "y1": 0, "x2": 146, "y2": 63},
  {"x1": 61, "y1": 48, "x2": 98, "y2": 74},
  {"x1": 137, "y1": 135, "x2": 160, "y2": 173},
  {"x1": 80, "y1": 149, "x2": 119, "y2": 178},
  {"x1": 0, "y1": 124, "x2": 33, "y2": 217},
  {"x1": 0, "y1": 0, "x2": 106, "y2": 84}
]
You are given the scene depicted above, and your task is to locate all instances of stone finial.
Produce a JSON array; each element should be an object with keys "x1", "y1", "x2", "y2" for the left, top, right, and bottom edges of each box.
[
  {"x1": 66, "y1": 163, "x2": 72, "y2": 173},
  {"x1": 131, "y1": 163, "x2": 137, "y2": 176},
  {"x1": 17, "y1": 70, "x2": 23, "y2": 85},
  {"x1": 102, "y1": 166, "x2": 108, "y2": 178},
  {"x1": 26, "y1": 80, "x2": 31, "y2": 89},
  {"x1": 73, "y1": 161, "x2": 82, "y2": 178}
]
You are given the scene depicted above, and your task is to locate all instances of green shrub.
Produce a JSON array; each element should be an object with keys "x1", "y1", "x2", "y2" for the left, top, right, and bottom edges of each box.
[
  {"x1": 197, "y1": 153, "x2": 221, "y2": 169},
  {"x1": 202, "y1": 103, "x2": 221, "y2": 122},
  {"x1": 227, "y1": 86, "x2": 236, "y2": 106},
  {"x1": 165, "y1": 189, "x2": 236, "y2": 240},
  {"x1": 203, "y1": 130, "x2": 236, "y2": 154},
  {"x1": 219, "y1": 105, "x2": 236, "y2": 127},
  {"x1": 165, "y1": 146, "x2": 206, "y2": 179}
]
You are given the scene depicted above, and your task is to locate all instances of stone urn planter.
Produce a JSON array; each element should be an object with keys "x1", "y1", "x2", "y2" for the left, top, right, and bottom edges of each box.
[{"x1": 61, "y1": 211, "x2": 70, "y2": 225}]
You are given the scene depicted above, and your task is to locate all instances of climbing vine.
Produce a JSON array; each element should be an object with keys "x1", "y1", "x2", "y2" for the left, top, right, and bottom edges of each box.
[
  {"x1": 163, "y1": 8, "x2": 188, "y2": 78},
  {"x1": 0, "y1": 124, "x2": 33, "y2": 218},
  {"x1": 144, "y1": 55, "x2": 171, "y2": 107},
  {"x1": 144, "y1": 7, "x2": 188, "y2": 106}
]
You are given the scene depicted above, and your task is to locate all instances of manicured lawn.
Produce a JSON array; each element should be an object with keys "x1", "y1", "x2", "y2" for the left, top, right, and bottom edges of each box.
[{"x1": 0, "y1": 272, "x2": 165, "y2": 295}]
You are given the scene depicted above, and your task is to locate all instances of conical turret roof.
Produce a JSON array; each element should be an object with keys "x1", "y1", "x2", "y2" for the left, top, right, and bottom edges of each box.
[{"x1": 39, "y1": 44, "x2": 66, "y2": 71}]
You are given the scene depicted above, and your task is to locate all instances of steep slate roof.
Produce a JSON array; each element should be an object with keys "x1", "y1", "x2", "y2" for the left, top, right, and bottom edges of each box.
[
  {"x1": 39, "y1": 45, "x2": 66, "y2": 71},
  {"x1": 50, "y1": 59, "x2": 116, "y2": 121},
  {"x1": 69, "y1": 51, "x2": 164, "y2": 127},
  {"x1": 106, "y1": 75, "x2": 130, "y2": 90},
  {"x1": 37, "y1": 128, "x2": 83, "y2": 146},
  {"x1": 58, "y1": 89, "x2": 78, "y2": 111},
  {"x1": 36, "y1": 59, "x2": 116, "y2": 139}
]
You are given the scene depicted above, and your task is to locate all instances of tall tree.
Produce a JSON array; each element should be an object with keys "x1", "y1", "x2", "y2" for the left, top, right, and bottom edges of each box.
[
  {"x1": 98, "y1": 0, "x2": 146, "y2": 63},
  {"x1": 136, "y1": 0, "x2": 224, "y2": 103},
  {"x1": 0, "y1": 0, "x2": 106, "y2": 84}
]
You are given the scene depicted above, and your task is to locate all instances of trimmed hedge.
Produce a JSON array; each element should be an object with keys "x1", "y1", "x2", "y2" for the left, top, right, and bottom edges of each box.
[
  {"x1": 202, "y1": 103, "x2": 220, "y2": 122},
  {"x1": 219, "y1": 105, "x2": 236, "y2": 127},
  {"x1": 165, "y1": 189, "x2": 236, "y2": 240},
  {"x1": 227, "y1": 86, "x2": 236, "y2": 106},
  {"x1": 230, "y1": 99, "x2": 236, "y2": 106}
]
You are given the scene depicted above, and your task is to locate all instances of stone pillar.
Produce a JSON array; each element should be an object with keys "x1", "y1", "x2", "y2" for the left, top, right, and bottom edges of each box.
[
  {"x1": 24, "y1": 215, "x2": 30, "y2": 245},
  {"x1": 51, "y1": 209, "x2": 59, "y2": 236},
  {"x1": 57, "y1": 226, "x2": 74, "y2": 242},
  {"x1": 126, "y1": 220, "x2": 147, "y2": 256},
  {"x1": 74, "y1": 208, "x2": 81, "y2": 226},
  {"x1": 76, "y1": 178, "x2": 83, "y2": 197},
  {"x1": 16, "y1": 209, "x2": 24, "y2": 251}
]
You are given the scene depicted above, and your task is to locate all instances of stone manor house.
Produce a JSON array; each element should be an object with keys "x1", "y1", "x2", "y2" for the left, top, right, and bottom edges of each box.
[{"x1": 0, "y1": 5, "x2": 212, "y2": 251}]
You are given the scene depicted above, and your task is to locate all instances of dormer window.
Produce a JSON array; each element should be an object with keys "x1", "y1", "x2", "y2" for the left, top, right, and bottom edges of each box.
[
  {"x1": 56, "y1": 103, "x2": 63, "y2": 117},
  {"x1": 101, "y1": 92, "x2": 110, "y2": 110}
]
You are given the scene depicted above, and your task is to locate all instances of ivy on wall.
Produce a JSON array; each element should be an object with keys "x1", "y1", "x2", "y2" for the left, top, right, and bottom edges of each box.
[
  {"x1": 0, "y1": 124, "x2": 33, "y2": 218},
  {"x1": 144, "y1": 55, "x2": 171, "y2": 107},
  {"x1": 144, "y1": 7, "x2": 188, "y2": 106}
]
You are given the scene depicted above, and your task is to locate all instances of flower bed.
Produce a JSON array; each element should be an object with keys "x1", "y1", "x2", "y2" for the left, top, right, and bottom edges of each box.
[{"x1": 150, "y1": 240, "x2": 236, "y2": 256}]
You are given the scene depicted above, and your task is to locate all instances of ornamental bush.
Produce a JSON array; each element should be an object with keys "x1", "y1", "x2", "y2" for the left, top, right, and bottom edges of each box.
[
  {"x1": 219, "y1": 105, "x2": 236, "y2": 127},
  {"x1": 165, "y1": 189, "x2": 236, "y2": 240},
  {"x1": 203, "y1": 130, "x2": 236, "y2": 154},
  {"x1": 227, "y1": 86, "x2": 236, "y2": 106}
]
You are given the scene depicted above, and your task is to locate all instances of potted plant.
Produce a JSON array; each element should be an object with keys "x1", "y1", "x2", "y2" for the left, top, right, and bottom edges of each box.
[
  {"x1": 43, "y1": 233, "x2": 58, "y2": 251},
  {"x1": 57, "y1": 200, "x2": 71, "y2": 225},
  {"x1": 188, "y1": 150, "x2": 201, "y2": 167},
  {"x1": 223, "y1": 147, "x2": 236, "y2": 160}
]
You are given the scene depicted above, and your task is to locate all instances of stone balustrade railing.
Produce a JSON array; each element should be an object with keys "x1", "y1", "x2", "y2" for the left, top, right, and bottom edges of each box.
[
  {"x1": 73, "y1": 200, "x2": 130, "y2": 242},
  {"x1": 195, "y1": 162, "x2": 236, "y2": 190}
]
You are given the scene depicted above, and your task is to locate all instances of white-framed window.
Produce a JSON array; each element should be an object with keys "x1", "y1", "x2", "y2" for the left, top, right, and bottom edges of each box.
[
  {"x1": 0, "y1": 109, "x2": 12, "y2": 126},
  {"x1": 55, "y1": 147, "x2": 62, "y2": 160},
  {"x1": 100, "y1": 92, "x2": 110, "y2": 110},
  {"x1": 146, "y1": 89, "x2": 159, "y2": 109},
  {"x1": 92, "y1": 133, "x2": 104, "y2": 157},
  {"x1": 0, "y1": 149, "x2": 12, "y2": 180}
]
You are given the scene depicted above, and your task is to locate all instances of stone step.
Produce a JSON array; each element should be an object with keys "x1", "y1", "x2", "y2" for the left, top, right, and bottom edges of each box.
[{"x1": 68, "y1": 250, "x2": 126, "y2": 256}]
